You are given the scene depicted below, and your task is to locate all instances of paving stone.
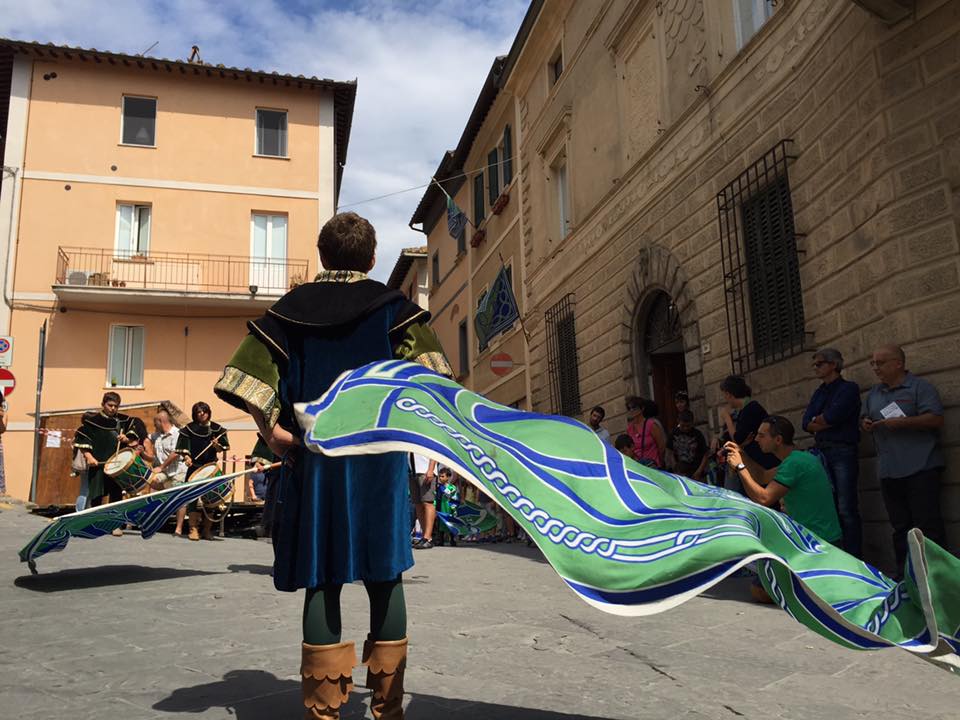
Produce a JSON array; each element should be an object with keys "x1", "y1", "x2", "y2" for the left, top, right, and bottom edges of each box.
[{"x1": 2, "y1": 506, "x2": 959, "y2": 719}]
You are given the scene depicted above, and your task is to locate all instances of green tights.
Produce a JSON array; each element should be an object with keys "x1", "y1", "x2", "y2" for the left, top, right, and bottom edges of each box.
[{"x1": 302, "y1": 577, "x2": 406, "y2": 646}]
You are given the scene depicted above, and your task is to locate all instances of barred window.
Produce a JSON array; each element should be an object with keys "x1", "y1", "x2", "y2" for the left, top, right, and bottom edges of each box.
[
  {"x1": 545, "y1": 293, "x2": 581, "y2": 416},
  {"x1": 718, "y1": 140, "x2": 805, "y2": 374}
]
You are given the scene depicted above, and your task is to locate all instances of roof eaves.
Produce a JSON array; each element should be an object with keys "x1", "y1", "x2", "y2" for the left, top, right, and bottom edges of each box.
[{"x1": 409, "y1": 55, "x2": 506, "y2": 228}]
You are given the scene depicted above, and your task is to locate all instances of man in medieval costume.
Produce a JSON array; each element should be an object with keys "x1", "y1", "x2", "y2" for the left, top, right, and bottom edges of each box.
[
  {"x1": 176, "y1": 401, "x2": 230, "y2": 541},
  {"x1": 214, "y1": 211, "x2": 451, "y2": 719},
  {"x1": 74, "y1": 392, "x2": 139, "y2": 526}
]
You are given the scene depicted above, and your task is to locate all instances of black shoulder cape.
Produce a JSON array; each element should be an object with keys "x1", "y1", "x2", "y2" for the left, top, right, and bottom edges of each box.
[{"x1": 247, "y1": 279, "x2": 428, "y2": 363}]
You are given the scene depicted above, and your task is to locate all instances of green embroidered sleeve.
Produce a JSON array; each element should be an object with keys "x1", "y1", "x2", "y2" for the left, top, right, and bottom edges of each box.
[
  {"x1": 394, "y1": 322, "x2": 454, "y2": 377},
  {"x1": 214, "y1": 335, "x2": 282, "y2": 428}
]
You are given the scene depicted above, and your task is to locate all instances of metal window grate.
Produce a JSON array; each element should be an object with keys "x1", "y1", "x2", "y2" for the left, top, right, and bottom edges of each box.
[
  {"x1": 545, "y1": 293, "x2": 581, "y2": 416},
  {"x1": 717, "y1": 140, "x2": 806, "y2": 374}
]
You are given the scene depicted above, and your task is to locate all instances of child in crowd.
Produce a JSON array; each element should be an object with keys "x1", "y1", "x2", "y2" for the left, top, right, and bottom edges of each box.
[
  {"x1": 614, "y1": 433, "x2": 635, "y2": 457},
  {"x1": 667, "y1": 410, "x2": 709, "y2": 480}
]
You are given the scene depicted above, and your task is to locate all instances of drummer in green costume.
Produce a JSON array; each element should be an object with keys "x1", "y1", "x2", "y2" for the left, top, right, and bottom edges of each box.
[
  {"x1": 73, "y1": 392, "x2": 139, "y2": 520},
  {"x1": 176, "y1": 401, "x2": 230, "y2": 541}
]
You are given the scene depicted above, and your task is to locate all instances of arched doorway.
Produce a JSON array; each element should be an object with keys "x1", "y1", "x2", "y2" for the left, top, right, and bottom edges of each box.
[{"x1": 637, "y1": 290, "x2": 687, "y2": 431}]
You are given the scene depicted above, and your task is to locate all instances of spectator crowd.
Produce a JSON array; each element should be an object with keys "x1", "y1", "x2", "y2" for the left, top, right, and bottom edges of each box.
[{"x1": 598, "y1": 343, "x2": 949, "y2": 580}]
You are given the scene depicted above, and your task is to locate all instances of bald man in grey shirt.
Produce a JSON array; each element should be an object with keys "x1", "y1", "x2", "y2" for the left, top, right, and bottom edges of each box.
[{"x1": 862, "y1": 344, "x2": 946, "y2": 574}]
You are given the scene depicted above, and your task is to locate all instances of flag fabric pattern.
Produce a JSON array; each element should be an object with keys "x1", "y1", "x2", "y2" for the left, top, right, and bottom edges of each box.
[
  {"x1": 437, "y1": 499, "x2": 500, "y2": 538},
  {"x1": 19, "y1": 473, "x2": 234, "y2": 569},
  {"x1": 474, "y1": 266, "x2": 520, "y2": 351},
  {"x1": 447, "y1": 194, "x2": 467, "y2": 242},
  {"x1": 295, "y1": 361, "x2": 960, "y2": 674}
]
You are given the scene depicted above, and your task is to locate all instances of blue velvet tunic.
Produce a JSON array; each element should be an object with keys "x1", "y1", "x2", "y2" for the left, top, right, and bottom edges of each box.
[
  {"x1": 271, "y1": 303, "x2": 413, "y2": 590},
  {"x1": 215, "y1": 274, "x2": 452, "y2": 592}
]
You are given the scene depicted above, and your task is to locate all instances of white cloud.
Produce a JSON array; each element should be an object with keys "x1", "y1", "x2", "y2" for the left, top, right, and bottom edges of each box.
[{"x1": 0, "y1": 0, "x2": 528, "y2": 280}]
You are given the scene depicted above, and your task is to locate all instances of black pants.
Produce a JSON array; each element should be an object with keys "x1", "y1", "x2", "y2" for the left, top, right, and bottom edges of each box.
[{"x1": 880, "y1": 469, "x2": 946, "y2": 574}]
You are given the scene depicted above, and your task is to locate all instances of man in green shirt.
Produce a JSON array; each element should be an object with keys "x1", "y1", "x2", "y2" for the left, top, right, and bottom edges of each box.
[{"x1": 724, "y1": 415, "x2": 841, "y2": 545}]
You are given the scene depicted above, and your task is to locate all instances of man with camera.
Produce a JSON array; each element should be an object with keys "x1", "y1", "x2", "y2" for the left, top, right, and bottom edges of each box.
[{"x1": 723, "y1": 416, "x2": 841, "y2": 546}]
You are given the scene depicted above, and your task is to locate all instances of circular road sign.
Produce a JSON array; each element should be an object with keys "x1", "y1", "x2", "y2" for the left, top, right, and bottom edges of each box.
[
  {"x1": 490, "y1": 353, "x2": 514, "y2": 377},
  {"x1": 0, "y1": 368, "x2": 15, "y2": 397}
]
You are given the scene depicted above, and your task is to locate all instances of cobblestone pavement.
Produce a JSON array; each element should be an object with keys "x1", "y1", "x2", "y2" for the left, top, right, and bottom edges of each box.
[{"x1": 1, "y1": 503, "x2": 957, "y2": 719}]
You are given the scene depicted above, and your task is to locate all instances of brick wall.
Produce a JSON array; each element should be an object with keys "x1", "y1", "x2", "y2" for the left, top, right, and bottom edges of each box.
[{"x1": 520, "y1": 0, "x2": 960, "y2": 573}]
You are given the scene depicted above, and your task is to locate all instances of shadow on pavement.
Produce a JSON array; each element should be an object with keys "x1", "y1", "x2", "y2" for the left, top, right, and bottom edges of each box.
[
  {"x1": 227, "y1": 563, "x2": 274, "y2": 575},
  {"x1": 13, "y1": 565, "x2": 224, "y2": 592},
  {"x1": 699, "y1": 576, "x2": 753, "y2": 603},
  {"x1": 152, "y1": 669, "x2": 620, "y2": 719},
  {"x1": 448, "y1": 540, "x2": 549, "y2": 564}
]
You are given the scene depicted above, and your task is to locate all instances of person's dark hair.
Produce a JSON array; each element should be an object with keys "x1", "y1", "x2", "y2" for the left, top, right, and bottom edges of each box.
[
  {"x1": 317, "y1": 212, "x2": 377, "y2": 271},
  {"x1": 591, "y1": 405, "x2": 605, "y2": 420},
  {"x1": 192, "y1": 401, "x2": 212, "y2": 423},
  {"x1": 762, "y1": 415, "x2": 795, "y2": 445},
  {"x1": 102, "y1": 391, "x2": 121, "y2": 405},
  {"x1": 438, "y1": 467, "x2": 452, "y2": 478},
  {"x1": 614, "y1": 434, "x2": 634, "y2": 451},
  {"x1": 719, "y1": 375, "x2": 751, "y2": 399},
  {"x1": 677, "y1": 409, "x2": 694, "y2": 423},
  {"x1": 642, "y1": 399, "x2": 659, "y2": 418},
  {"x1": 674, "y1": 390, "x2": 689, "y2": 402},
  {"x1": 625, "y1": 395, "x2": 643, "y2": 412}
]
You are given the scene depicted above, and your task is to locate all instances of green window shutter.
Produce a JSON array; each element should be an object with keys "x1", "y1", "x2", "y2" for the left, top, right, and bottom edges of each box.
[
  {"x1": 487, "y1": 148, "x2": 499, "y2": 205},
  {"x1": 503, "y1": 125, "x2": 513, "y2": 186},
  {"x1": 473, "y1": 173, "x2": 485, "y2": 225}
]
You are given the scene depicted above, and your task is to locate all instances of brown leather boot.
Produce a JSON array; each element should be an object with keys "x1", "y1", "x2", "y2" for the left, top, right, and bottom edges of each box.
[
  {"x1": 187, "y1": 512, "x2": 201, "y2": 541},
  {"x1": 363, "y1": 636, "x2": 407, "y2": 719},
  {"x1": 202, "y1": 515, "x2": 215, "y2": 540},
  {"x1": 301, "y1": 641, "x2": 355, "y2": 719}
]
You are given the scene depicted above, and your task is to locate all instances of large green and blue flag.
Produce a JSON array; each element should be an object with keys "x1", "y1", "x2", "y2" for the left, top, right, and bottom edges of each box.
[{"x1": 295, "y1": 360, "x2": 960, "y2": 674}]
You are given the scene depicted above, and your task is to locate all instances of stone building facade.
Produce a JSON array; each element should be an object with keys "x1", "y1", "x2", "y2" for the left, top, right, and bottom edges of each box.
[
  {"x1": 412, "y1": 54, "x2": 533, "y2": 408},
  {"x1": 478, "y1": 0, "x2": 960, "y2": 571}
]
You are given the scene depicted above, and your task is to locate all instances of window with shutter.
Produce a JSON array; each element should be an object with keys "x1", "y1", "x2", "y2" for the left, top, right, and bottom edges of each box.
[
  {"x1": 473, "y1": 173, "x2": 485, "y2": 226},
  {"x1": 487, "y1": 148, "x2": 499, "y2": 205},
  {"x1": 545, "y1": 293, "x2": 581, "y2": 416},
  {"x1": 717, "y1": 140, "x2": 805, "y2": 374},
  {"x1": 502, "y1": 125, "x2": 513, "y2": 186}
]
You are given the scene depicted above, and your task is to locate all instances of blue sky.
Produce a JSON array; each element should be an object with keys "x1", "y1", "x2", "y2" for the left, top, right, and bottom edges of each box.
[{"x1": 0, "y1": 0, "x2": 528, "y2": 281}]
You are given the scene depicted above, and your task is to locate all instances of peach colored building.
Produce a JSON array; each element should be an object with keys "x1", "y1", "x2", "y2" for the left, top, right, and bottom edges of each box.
[
  {"x1": 0, "y1": 39, "x2": 356, "y2": 502},
  {"x1": 410, "y1": 153, "x2": 473, "y2": 387},
  {"x1": 411, "y1": 50, "x2": 533, "y2": 408},
  {"x1": 386, "y1": 246, "x2": 429, "y2": 308}
]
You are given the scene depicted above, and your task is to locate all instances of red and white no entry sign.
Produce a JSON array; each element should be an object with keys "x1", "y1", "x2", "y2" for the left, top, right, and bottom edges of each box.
[
  {"x1": 0, "y1": 368, "x2": 14, "y2": 397},
  {"x1": 490, "y1": 352, "x2": 514, "y2": 377}
]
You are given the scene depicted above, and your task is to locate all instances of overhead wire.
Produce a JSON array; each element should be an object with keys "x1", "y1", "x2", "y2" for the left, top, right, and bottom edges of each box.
[{"x1": 337, "y1": 154, "x2": 513, "y2": 211}]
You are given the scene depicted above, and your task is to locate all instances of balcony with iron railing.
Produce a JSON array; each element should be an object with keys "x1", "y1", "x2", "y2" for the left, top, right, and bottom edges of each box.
[{"x1": 54, "y1": 247, "x2": 310, "y2": 308}]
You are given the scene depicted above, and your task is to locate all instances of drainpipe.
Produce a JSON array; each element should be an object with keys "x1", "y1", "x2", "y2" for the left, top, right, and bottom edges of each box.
[{"x1": 2, "y1": 165, "x2": 19, "y2": 322}]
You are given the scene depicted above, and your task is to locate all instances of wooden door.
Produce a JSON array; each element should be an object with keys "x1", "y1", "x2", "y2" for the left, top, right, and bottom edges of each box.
[{"x1": 649, "y1": 352, "x2": 687, "y2": 432}]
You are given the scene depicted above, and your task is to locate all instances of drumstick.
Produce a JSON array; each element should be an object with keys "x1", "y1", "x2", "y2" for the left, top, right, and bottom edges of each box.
[
  {"x1": 186, "y1": 461, "x2": 282, "y2": 485},
  {"x1": 192, "y1": 432, "x2": 227, "y2": 464}
]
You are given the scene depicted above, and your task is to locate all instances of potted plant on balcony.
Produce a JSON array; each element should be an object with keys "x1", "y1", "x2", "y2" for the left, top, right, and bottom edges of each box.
[
  {"x1": 470, "y1": 227, "x2": 486, "y2": 248},
  {"x1": 491, "y1": 190, "x2": 510, "y2": 215}
]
